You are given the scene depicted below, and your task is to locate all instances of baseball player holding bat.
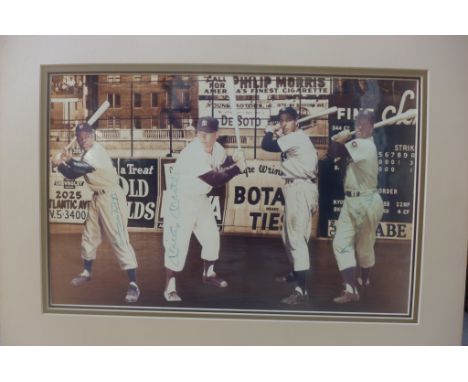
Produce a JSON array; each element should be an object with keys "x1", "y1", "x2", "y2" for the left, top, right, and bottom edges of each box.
[
  {"x1": 261, "y1": 106, "x2": 319, "y2": 305},
  {"x1": 327, "y1": 110, "x2": 384, "y2": 303},
  {"x1": 163, "y1": 116, "x2": 247, "y2": 302},
  {"x1": 50, "y1": 110, "x2": 140, "y2": 304}
]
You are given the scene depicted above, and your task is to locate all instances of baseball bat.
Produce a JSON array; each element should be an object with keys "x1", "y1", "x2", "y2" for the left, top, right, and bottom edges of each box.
[
  {"x1": 332, "y1": 109, "x2": 418, "y2": 143},
  {"x1": 346, "y1": 109, "x2": 417, "y2": 137},
  {"x1": 87, "y1": 100, "x2": 111, "y2": 126},
  {"x1": 298, "y1": 106, "x2": 338, "y2": 128},
  {"x1": 226, "y1": 77, "x2": 242, "y2": 150},
  {"x1": 64, "y1": 138, "x2": 77, "y2": 151},
  {"x1": 373, "y1": 108, "x2": 417, "y2": 129},
  {"x1": 226, "y1": 77, "x2": 248, "y2": 177},
  {"x1": 63, "y1": 100, "x2": 111, "y2": 150}
]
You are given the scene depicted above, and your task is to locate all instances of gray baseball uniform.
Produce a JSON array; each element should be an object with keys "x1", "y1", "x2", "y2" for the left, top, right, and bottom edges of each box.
[
  {"x1": 277, "y1": 129, "x2": 319, "y2": 272},
  {"x1": 55, "y1": 122, "x2": 140, "y2": 304},
  {"x1": 333, "y1": 137, "x2": 384, "y2": 271},
  {"x1": 79, "y1": 143, "x2": 138, "y2": 270}
]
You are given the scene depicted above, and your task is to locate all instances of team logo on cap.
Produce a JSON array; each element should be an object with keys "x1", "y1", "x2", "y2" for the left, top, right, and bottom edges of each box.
[{"x1": 202, "y1": 120, "x2": 208, "y2": 127}]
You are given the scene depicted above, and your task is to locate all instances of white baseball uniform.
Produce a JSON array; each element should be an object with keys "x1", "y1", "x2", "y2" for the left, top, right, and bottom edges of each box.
[
  {"x1": 333, "y1": 137, "x2": 384, "y2": 271},
  {"x1": 163, "y1": 138, "x2": 227, "y2": 272},
  {"x1": 80, "y1": 143, "x2": 138, "y2": 270},
  {"x1": 277, "y1": 129, "x2": 319, "y2": 272}
]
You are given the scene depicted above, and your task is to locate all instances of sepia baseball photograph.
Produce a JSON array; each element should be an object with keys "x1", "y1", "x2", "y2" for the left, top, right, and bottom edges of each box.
[{"x1": 42, "y1": 65, "x2": 426, "y2": 321}]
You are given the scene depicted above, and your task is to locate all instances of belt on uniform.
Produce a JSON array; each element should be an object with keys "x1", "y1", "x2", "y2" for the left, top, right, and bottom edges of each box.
[
  {"x1": 285, "y1": 178, "x2": 317, "y2": 185},
  {"x1": 345, "y1": 189, "x2": 376, "y2": 197}
]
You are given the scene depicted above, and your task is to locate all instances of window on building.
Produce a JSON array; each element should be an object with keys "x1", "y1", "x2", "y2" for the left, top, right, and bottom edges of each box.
[
  {"x1": 133, "y1": 75, "x2": 142, "y2": 82},
  {"x1": 134, "y1": 93, "x2": 142, "y2": 108},
  {"x1": 107, "y1": 117, "x2": 121, "y2": 129},
  {"x1": 108, "y1": 93, "x2": 121, "y2": 108},
  {"x1": 151, "y1": 116, "x2": 159, "y2": 129},
  {"x1": 182, "y1": 91, "x2": 191, "y2": 108},
  {"x1": 151, "y1": 92, "x2": 159, "y2": 107},
  {"x1": 107, "y1": 75, "x2": 121, "y2": 83},
  {"x1": 134, "y1": 117, "x2": 142, "y2": 129},
  {"x1": 150, "y1": 74, "x2": 158, "y2": 83}
]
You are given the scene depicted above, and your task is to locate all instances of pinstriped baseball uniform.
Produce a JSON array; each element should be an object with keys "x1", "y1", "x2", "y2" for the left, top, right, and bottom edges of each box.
[
  {"x1": 80, "y1": 143, "x2": 138, "y2": 270},
  {"x1": 333, "y1": 137, "x2": 384, "y2": 271},
  {"x1": 163, "y1": 139, "x2": 227, "y2": 272},
  {"x1": 277, "y1": 129, "x2": 319, "y2": 272}
]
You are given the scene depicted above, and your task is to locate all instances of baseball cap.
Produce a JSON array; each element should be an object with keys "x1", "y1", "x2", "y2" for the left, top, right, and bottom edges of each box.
[
  {"x1": 75, "y1": 122, "x2": 93, "y2": 135},
  {"x1": 197, "y1": 116, "x2": 219, "y2": 133},
  {"x1": 277, "y1": 106, "x2": 298, "y2": 120}
]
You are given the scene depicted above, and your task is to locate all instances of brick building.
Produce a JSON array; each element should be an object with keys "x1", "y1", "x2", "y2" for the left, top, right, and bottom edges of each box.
[
  {"x1": 49, "y1": 73, "x2": 330, "y2": 160},
  {"x1": 93, "y1": 74, "x2": 199, "y2": 130}
]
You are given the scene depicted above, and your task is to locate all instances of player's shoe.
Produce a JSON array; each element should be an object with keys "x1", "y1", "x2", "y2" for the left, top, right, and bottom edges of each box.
[
  {"x1": 281, "y1": 287, "x2": 309, "y2": 305},
  {"x1": 202, "y1": 273, "x2": 228, "y2": 288},
  {"x1": 275, "y1": 272, "x2": 296, "y2": 283},
  {"x1": 357, "y1": 277, "x2": 370, "y2": 287},
  {"x1": 71, "y1": 270, "x2": 91, "y2": 286},
  {"x1": 333, "y1": 287, "x2": 360, "y2": 304},
  {"x1": 164, "y1": 290, "x2": 182, "y2": 302},
  {"x1": 124, "y1": 282, "x2": 140, "y2": 303}
]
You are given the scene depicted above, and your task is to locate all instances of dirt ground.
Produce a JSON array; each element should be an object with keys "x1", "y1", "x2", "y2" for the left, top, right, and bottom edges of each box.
[{"x1": 49, "y1": 232, "x2": 413, "y2": 318}]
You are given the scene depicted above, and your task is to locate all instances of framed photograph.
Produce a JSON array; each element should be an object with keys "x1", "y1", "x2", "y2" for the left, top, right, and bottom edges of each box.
[{"x1": 41, "y1": 64, "x2": 426, "y2": 322}]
